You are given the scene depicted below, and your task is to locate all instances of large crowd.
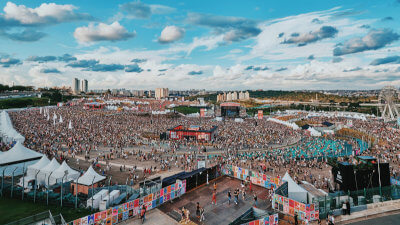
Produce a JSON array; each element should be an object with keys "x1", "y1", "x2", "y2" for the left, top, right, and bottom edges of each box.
[{"x1": 4, "y1": 104, "x2": 400, "y2": 190}]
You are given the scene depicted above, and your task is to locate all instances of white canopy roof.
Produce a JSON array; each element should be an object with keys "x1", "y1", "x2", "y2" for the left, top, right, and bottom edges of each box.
[
  {"x1": 37, "y1": 158, "x2": 60, "y2": 185},
  {"x1": 282, "y1": 172, "x2": 308, "y2": 203},
  {"x1": 0, "y1": 111, "x2": 25, "y2": 143},
  {"x1": 0, "y1": 142, "x2": 43, "y2": 166},
  {"x1": 49, "y1": 161, "x2": 80, "y2": 185},
  {"x1": 26, "y1": 155, "x2": 50, "y2": 177},
  {"x1": 76, "y1": 166, "x2": 106, "y2": 186}
]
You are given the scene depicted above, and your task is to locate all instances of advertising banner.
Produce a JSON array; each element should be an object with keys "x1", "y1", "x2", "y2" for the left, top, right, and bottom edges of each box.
[{"x1": 68, "y1": 180, "x2": 186, "y2": 225}]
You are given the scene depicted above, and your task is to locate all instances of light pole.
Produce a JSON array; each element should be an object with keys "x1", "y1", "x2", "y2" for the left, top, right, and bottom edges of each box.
[
  {"x1": 75, "y1": 176, "x2": 80, "y2": 209},
  {"x1": 91, "y1": 176, "x2": 95, "y2": 210},
  {"x1": 108, "y1": 176, "x2": 112, "y2": 205},
  {"x1": 22, "y1": 163, "x2": 25, "y2": 200},
  {"x1": 61, "y1": 170, "x2": 68, "y2": 207},
  {"x1": 47, "y1": 171, "x2": 54, "y2": 205},
  {"x1": 10, "y1": 167, "x2": 17, "y2": 198},
  {"x1": 1, "y1": 166, "x2": 8, "y2": 197},
  {"x1": 34, "y1": 170, "x2": 40, "y2": 203}
]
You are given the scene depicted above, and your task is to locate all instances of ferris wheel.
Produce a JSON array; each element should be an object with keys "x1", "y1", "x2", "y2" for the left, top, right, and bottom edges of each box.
[{"x1": 378, "y1": 86, "x2": 400, "y2": 122}]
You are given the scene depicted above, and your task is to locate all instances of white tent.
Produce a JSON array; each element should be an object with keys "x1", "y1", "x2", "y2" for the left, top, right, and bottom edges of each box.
[
  {"x1": 37, "y1": 158, "x2": 60, "y2": 186},
  {"x1": 26, "y1": 155, "x2": 50, "y2": 178},
  {"x1": 49, "y1": 161, "x2": 80, "y2": 185},
  {"x1": 267, "y1": 118, "x2": 299, "y2": 130},
  {"x1": 282, "y1": 172, "x2": 308, "y2": 203},
  {"x1": 0, "y1": 142, "x2": 42, "y2": 166},
  {"x1": 307, "y1": 127, "x2": 322, "y2": 137},
  {"x1": 0, "y1": 111, "x2": 25, "y2": 143},
  {"x1": 76, "y1": 166, "x2": 106, "y2": 186}
]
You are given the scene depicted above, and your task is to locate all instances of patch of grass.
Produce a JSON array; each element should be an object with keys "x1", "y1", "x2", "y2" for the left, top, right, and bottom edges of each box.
[
  {"x1": 0, "y1": 197, "x2": 92, "y2": 224},
  {"x1": 173, "y1": 106, "x2": 201, "y2": 115}
]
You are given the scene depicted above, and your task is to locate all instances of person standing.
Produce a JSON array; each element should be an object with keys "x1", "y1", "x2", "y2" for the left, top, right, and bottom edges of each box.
[
  {"x1": 294, "y1": 212, "x2": 298, "y2": 225},
  {"x1": 242, "y1": 188, "x2": 246, "y2": 201},
  {"x1": 234, "y1": 189, "x2": 239, "y2": 205},
  {"x1": 227, "y1": 190, "x2": 232, "y2": 205},
  {"x1": 346, "y1": 200, "x2": 351, "y2": 215},
  {"x1": 141, "y1": 205, "x2": 146, "y2": 224},
  {"x1": 196, "y1": 202, "x2": 201, "y2": 221},
  {"x1": 253, "y1": 194, "x2": 258, "y2": 207}
]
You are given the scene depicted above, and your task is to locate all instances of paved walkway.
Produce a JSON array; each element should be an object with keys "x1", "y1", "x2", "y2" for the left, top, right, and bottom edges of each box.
[
  {"x1": 159, "y1": 176, "x2": 272, "y2": 225},
  {"x1": 337, "y1": 200, "x2": 400, "y2": 224},
  {"x1": 119, "y1": 209, "x2": 179, "y2": 225}
]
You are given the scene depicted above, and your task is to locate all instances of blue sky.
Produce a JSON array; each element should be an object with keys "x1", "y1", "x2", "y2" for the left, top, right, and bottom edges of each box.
[{"x1": 1, "y1": 0, "x2": 400, "y2": 90}]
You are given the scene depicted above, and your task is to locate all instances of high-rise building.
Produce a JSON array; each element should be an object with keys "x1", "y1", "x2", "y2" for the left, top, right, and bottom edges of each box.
[
  {"x1": 81, "y1": 79, "x2": 88, "y2": 93},
  {"x1": 232, "y1": 91, "x2": 238, "y2": 100},
  {"x1": 245, "y1": 91, "x2": 250, "y2": 100},
  {"x1": 73, "y1": 78, "x2": 80, "y2": 94},
  {"x1": 155, "y1": 88, "x2": 169, "y2": 99}
]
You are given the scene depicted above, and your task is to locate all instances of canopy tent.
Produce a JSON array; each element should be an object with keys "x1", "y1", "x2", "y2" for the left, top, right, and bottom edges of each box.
[
  {"x1": 76, "y1": 166, "x2": 106, "y2": 186},
  {"x1": 17, "y1": 156, "x2": 51, "y2": 188},
  {"x1": 267, "y1": 118, "x2": 299, "y2": 130},
  {"x1": 49, "y1": 161, "x2": 80, "y2": 185},
  {"x1": 307, "y1": 127, "x2": 322, "y2": 137},
  {"x1": 26, "y1": 155, "x2": 50, "y2": 178},
  {"x1": 282, "y1": 172, "x2": 308, "y2": 203},
  {"x1": 0, "y1": 142, "x2": 43, "y2": 167},
  {"x1": 37, "y1": 158, "x2": 60, "y2": 186},
  {"x1": 0, "y1": 111, "x2": 25, "y2": 143}
]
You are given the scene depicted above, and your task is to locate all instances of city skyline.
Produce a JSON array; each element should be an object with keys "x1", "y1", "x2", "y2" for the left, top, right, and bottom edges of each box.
[{"x1": 0, "y1": 0, "x2": 400, "y2": 90}]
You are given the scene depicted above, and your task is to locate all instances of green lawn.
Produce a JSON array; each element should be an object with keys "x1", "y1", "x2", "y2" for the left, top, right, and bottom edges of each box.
[{"x1": 0, "y1": 198, "x2": 93, "y2": 224}]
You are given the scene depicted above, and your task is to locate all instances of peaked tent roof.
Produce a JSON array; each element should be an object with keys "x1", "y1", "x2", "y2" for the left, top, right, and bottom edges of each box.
[
  {"x1": 49, "y1": 161, "x2": 80, "y2": 185},
  {"x1": 37, "y1": 158, "x2": 61, "y2": 185},
  {"x1": 0, "y1": 142, "x2": 43, "y2": 166},
  {"x1": 76, "y1": 166, "x2": 106, "y2": 186},
  {"x1": 282, "y1": 172, "x2": 307, "y2": 193},
  {"x1": 26, "y1": 155, "x2": 50, "y2": 177},
  {"x1": 40, "y1": 158, "x2": 61, "y2": 173}
]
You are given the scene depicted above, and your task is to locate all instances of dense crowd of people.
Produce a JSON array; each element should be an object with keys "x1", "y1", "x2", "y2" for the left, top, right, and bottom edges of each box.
[{"x1": 4, "y1": 104, "x2": 400, "y2": 191}]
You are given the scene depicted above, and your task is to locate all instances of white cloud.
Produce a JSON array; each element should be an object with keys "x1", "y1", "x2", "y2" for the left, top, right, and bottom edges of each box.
[
  {"x1": 240, "y1": 7, "x2": 374, "y2": 62},
  {"x1": 158, "y1": 26, "x2": 185, "y2": 43},
  {"x1": 3, "y1": 2, "x2": 90, "y2": 25},
  {"x1": 73, "y1": 22, "x2": 136, "y2": 44}
]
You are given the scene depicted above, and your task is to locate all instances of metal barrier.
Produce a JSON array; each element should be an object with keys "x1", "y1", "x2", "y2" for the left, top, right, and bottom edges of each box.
[{"x1": 315, "y1": 185, "x2": 400, "y2": 219}]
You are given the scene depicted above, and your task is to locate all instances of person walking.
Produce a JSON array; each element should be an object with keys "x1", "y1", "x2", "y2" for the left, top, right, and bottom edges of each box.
[
  {"x1": 200, "y1": 206, "x2": 205, "y2": 222},
  {"x1": 227, "y1": 190, "x2": 231, "y2": 205},
  {"x1": 212, "y1": 190, "x2": 217, "y2": 205},
  {"x1": 140, "y1": 205, "x2": 146, "y2": 224},
  {"x1": 253, "y1": 194, "x2": 258, "y2": 207},
  {"x1": 242, "y1": 188, "x2": 246, "y2": 201},
  {"x1": 234, "y1": 189, "x2": 239, "y2": 205}
]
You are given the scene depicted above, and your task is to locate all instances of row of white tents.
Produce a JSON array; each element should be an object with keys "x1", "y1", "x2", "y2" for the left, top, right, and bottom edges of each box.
[
  {"x1": 267, "y1": 117, "x2": 300, "y2": 130},
  {"x1": 0, "y1": 110, "x2": 25, "y2": 143},
  {"x1": 19, "y1": 155, "x2": 106, "y2": 188}
]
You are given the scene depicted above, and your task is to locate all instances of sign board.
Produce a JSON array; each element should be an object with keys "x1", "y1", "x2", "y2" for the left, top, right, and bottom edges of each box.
[
  {"x1": 200, "y1": 108, "x2": 205, "y2": 117},
  {"x1": 198, "y1": 161, "x2": 206, "y2": 169},
  {"x1": 257, "y1": 110, "x2": 263, "y2": 120}
]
